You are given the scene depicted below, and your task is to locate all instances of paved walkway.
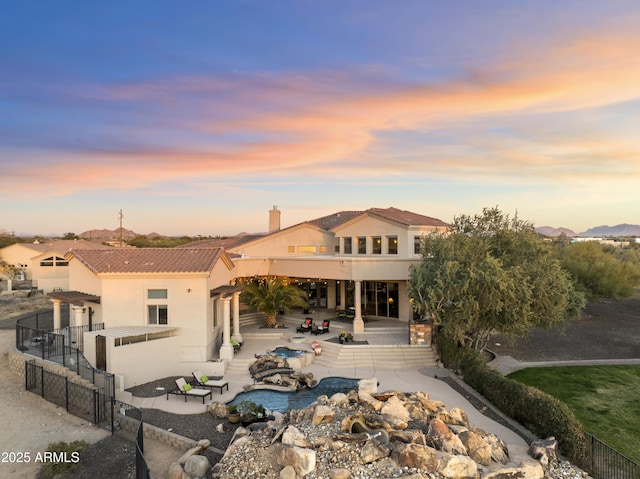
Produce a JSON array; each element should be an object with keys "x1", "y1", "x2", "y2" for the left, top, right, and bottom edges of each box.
[
  {"x1": 117, "y1": 310, "x2": 528, "y2": 447},
  {"x1": 490, "y1": 355, "x2": 640, "y2": 375}
]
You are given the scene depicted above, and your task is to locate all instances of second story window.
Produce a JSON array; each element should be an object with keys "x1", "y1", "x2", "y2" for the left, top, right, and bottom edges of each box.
[
  {"x1": 414, "y1": 236, "x2": 422, "y2": 255},
  {"x1": 147, "y1": 289, "x2": 168, "y2": 325},
  {"x1": 357, "y1": 237, "x2": 366, "y2": 254},
  {"x1": 343, "y1": 237, "x2": 352, "y2": 254},
  {"x1": 372, "y1": 236, "x2": 382, "y2": 254},
  {"x1": 387, "y1": 236, "x2": 398, "y2": 254}
]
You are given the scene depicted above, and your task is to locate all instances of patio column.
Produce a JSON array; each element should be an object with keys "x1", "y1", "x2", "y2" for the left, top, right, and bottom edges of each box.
[
  {"x1": 51, "y1": 299, "x2": 61, "y2": 330},
  {"x1": 353, "y1": 280, "x2": 364, "y2": 333},
  {"x1": 71, "y1": 305, "x2": 84, "y2": 328},
  {"x1": 219, "y1": 296, "x2": 234, "y2": 360},
  {"x1": 232, "y1": 291, "x2": 242, "y2": 343}
]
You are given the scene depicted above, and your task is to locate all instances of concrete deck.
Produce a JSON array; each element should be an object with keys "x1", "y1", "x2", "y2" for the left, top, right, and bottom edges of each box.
[{"x1": 116, "y1": 310, "x2": 528, "y2": 447}]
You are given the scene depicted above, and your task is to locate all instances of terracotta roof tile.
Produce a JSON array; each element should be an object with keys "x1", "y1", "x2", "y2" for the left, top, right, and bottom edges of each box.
[
  {"x1": 367, "y1": 207, "x2": 449, "y2": 227},
  {"x1": 68, "y1": 248, "x2": 226, "y2": 274}
]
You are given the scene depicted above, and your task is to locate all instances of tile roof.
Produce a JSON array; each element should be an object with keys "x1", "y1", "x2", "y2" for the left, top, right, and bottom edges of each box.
[
  {"x1": 367, "y1": 207, "x2": 449, "y2": 227},
  {"x1": 305, "y1": 210, "x2": 364, "y2": 230},
  {"x1": 68, "y1": 248, "x2": 226, "y2": 274},
  {"x1": 17, "y1": 239, "x2": 112, "y2": 254},
  {"x1": 179, "y1": 234, "x2": 266, "y2": 250}
]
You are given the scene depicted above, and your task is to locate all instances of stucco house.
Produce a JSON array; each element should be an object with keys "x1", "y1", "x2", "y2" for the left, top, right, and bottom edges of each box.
[
  {"x1": 0, "y1": 239, "x2": 111, "y2": 293},
  {"x1": 45, "y1": 206, "x2": 448, "y2": 388}
]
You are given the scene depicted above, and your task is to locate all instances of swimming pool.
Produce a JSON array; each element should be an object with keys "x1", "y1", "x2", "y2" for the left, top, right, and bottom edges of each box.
[
  {"x1": 269, "y1": 346, "x2": 308, "y2": 358},
  {"x1": 227, "y1": 377, "x2": 360, "y2": 413}
]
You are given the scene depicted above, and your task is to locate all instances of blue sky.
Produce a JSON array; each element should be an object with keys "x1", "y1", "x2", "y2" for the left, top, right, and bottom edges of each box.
[{"x1": 2, "y1": 1, "x2": 639, "y2": 236}]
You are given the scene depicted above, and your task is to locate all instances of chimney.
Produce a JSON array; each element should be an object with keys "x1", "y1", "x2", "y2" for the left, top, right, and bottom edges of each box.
[{"x1": 269, "y1": 205, "x2": 281, "y2": 234}]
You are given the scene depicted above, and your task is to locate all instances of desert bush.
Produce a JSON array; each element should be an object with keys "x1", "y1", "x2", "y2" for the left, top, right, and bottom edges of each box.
[{"x1": 38, "y1": 440, "x2": 89, "y2": 478}]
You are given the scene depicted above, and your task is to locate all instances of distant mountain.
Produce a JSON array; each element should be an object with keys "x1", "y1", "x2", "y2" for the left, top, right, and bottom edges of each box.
[
  {"x1": 535, "y1": 226, "x2": 576, "y2": 237},
  {"x1": 79, "y1": 227, "x2": 138, "y2": 240},
  {"x1": 578, "y1": 224, "x2": 640, "y2": 237}
]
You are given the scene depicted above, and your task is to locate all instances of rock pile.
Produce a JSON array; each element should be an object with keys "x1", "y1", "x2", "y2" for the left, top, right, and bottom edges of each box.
[{"x1": 175, "y1": 378, "x2": 591, "y2": 479}]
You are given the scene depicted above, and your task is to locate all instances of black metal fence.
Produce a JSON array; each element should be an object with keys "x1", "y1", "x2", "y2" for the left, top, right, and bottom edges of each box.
[
  {"x1": 586, "y1": 433, "x2": 640, "y2": 479},
  {"x1": 15, "y1": 311, "x2": 112, "y2": 396},
  {"x1": 25, "y1": 360, "x2": 150, "y2": 479}
]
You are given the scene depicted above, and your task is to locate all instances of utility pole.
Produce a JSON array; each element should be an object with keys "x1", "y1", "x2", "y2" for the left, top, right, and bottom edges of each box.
[{"x1": 118, "y1": 209, "x2": 124, "y2": 247}]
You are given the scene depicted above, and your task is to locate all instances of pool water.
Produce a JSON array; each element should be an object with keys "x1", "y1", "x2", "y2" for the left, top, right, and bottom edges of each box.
[
  {"x1": 269, "y1": 346, "x2": 308, "y2": 358},
  {"x1": 228, "y1": 377, "x2": 360, "y2": 413}
]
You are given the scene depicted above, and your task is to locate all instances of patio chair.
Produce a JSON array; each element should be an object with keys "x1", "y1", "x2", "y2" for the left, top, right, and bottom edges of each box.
[
  {"x1": 191, "y1": 370, "x2": 229, "y2": 394},
  {"x1": 230, "y1": 337, "x2": 242, "y2": 353},
  {"x1": 311, "y1": 319, "x2": 330, "y2": 335},
  {"x1": 296, "y1": 317, "x2": 313, "y2": 333},
  {"x1": 166, "y1": 377, "x2": 212, "y2": 404}
]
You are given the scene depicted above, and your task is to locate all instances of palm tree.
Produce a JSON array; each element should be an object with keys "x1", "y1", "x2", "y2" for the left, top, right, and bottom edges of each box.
[{"x1": 240, "y1": 276, "x2": 308, "y2": 328}]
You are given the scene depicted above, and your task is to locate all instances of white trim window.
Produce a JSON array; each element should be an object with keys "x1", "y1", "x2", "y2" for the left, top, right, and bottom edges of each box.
[{"x1": 147, "y1": 289, "x2": 168, "y2": 325}]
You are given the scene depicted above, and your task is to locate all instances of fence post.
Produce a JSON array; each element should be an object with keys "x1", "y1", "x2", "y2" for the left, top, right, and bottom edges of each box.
[
  {"x1": 65, "y1": 377, "x2": 69, "y2": 412},
  {"x1": 76, "y1": 349, "x2": 80, "y2": 375},
  {"x1": 93, "y1": 389, "x2": 98, "y2": 426},
  {"x1": 40, "y1": 366, "x2": 44, "y2": 398}
]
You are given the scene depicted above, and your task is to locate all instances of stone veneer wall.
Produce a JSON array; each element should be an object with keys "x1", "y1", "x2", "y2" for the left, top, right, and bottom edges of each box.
[{"x1": 409, "y1": 322, "x2": 432, "y2": 346}]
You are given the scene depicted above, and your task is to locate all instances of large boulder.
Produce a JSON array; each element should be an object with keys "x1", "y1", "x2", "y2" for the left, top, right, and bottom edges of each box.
[{"x1": 426, "y1": 418, "x2": 467, "y2": 455}]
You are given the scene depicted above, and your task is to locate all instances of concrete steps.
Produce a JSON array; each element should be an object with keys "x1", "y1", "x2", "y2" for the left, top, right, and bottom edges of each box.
[{"x1": 312, "y1": 341, "x2": 437, "y2": 369}]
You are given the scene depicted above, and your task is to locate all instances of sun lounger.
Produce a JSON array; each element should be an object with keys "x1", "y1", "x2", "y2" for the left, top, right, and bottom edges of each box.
[
  {"x1": 191, "y1": 370, "x2": 229, "y2": 394},
  {"x1": 166, "y1": 377, "x2": 212, "y2": 403}
]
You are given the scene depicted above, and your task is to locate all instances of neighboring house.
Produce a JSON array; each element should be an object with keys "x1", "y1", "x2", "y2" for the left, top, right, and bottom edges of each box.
[
  {"x1": 51, "y1": 247, "x2": 240, "y2": 389},
  {"x1": 0, "y1": 239, "x2": 111, "y2": 293}
]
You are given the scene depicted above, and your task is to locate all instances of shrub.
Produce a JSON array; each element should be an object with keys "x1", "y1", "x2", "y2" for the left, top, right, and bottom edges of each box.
[
  {"x1": 39, "y1": 440, "x2": 90, "y2": 478},
  {"x1": 457, "y1": 348, "x2": 589, "y2": 469}
]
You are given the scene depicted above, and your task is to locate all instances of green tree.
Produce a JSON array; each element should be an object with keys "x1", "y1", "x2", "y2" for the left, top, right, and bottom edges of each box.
[
  {"x1": 408, "y1": 207, "x2": 585, "y2": 351},
  {"x1": 62, "y1": 232, "x2": 78, "y2": 239},
  {"x1": 240, "y1": 276, "x2": 308, "y2": 328},
  {"x1": 556, "y1": 241, "x2": 640, "y2": 300}
]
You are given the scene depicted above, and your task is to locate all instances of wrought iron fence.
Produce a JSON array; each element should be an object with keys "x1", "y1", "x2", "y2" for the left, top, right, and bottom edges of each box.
[
  {"x1": 24, "y1": 361, "x2": 150, "y2": 479},
  {"x1": 16, "y1": 311, "x2": 111, "y2": 396},
  {"x1": 586, "y1": 433, "x2": 640, "y2": 479}
]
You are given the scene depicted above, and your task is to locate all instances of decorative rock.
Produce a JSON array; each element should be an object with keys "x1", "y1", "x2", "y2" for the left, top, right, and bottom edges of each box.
[
  {"x1": 477, "y1": 428, "x2": 510, "y2": 464},
  {"x1": 449, "y1": 407, "x2": 471, "y2": 428},
  {"x1": 198, "y1": 439, "x2": 210, "y2": 449},
  {"x1": 360, "y1": 439, "x2": 392, "y2": 463},
  {"x1": 358, "y1": 392, "x2": 383, "y2": 411},
  {"x1": 329, "y1": 468, "x2": 352, "y2": 479},
  {"x1": 380, "y1": 395, "x2": 411, "y2": 422},
  {"x1": 282, "y1": 425, "x2": 311, "y2": 447},
  {"x1": 389, "y1": 429, "x2": 427, "y2": 446},
  {"x1": 392, "y1": 442, "x2": 439, "y2": 471},
  {"x1": 483, "y1": 459, "x2": 544, "y2": 479},
  {"x1": 312, "y1": 404, "x2": 335, "y2": 425},
  {"x1": 346, "y1": 389, "x2": 359, "y2": 404},
  {"x1": 281, "y1": 446, "x2": 316, "y2": 476},
  {"x1": 177, "y1": 439, "x2": 210, "y2": 465},
  {"x1": 208, "y1": 401, "x2": 228, "y2": 419},
  {"x1": 529, "y1": 437, "x2": 558, "y2": 467},
  {"x1": 183, "y1": 454, "x2": 211, "y2": 479},
  {"x1": 216, "y1": 422, "x2": 229, "y2": 433},
  {"x1": 280, "y1": 465, "x2": 297, "y2": 479},
  {"x1": 438, "y1": 454, "x2": 479, "y2": 479},
  {"x1": 358, "y1": 378, "x2": 378, "y2": 395},
  {"x1": 459, "y1": 429, "x2": 492, "y2": 466},
  {"x1": 166, "y1": 462, "x2": 183, "y2": 479},
  {"x1": 426, "y1": 418, "x2": 467, "y2": 455},
  {"x1": 330, "y1": 392, "x2": 349, "y2": 407}
]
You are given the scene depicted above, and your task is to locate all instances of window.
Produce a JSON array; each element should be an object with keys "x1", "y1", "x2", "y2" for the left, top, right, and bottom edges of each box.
[
  {"x1": 148, "y1": 289, "x2": 167, "y2": 299},
  {"x1": 298, "y1": 245, "x2": 317, "y2": 253},
  {"x1": 148, "y1": 305, "x2": 168, "y2": 325},
  {"x1": 387, "y1": 236, "x2": 398, "y2": 254},
  {"x1": 40, "y1": 257, "x2": 54, "y2": 267},
  {"x1": 343, "y1": 237, "x2": 352, "y2": 254},
  {"x1": 357, "y1": 237, "x2": 366, "y2": 254},
  {"x1": 319, "y1": 245, "x2": 327, "y2": 253},
  {"x1": 147, "y1": 289, "x2": 168, "y2": 325},
  {"x1": 288, "y1": 245, "x2": 295, "y2": 253},
  {"x1": 40, "y1": 256, "x2": 69, "y2": 267},
  {"x1": 414, "y1": 236, "x2": 422, "y2": 255},
  {"x1": 372, "y1": 236, "x2": 382, "y2": 254}
]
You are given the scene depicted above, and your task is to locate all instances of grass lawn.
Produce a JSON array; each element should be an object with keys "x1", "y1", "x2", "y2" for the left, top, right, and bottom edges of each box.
[{"x1": 507, "y1": 365, "x2": 640, "y2": 463}]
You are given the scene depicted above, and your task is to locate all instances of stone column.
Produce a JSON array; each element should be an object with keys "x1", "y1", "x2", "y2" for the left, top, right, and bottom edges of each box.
[
  {"x1": 51, "y1": 299, "x2": 62, "y2": 330},
  {"x1": 219, "y1": 296, "x2": 234, "y2": 360},
  {"x1": 340, "y1": 281, "x2": 346, "y2": 309},
  {"x1": 232, "y1": 292, "x2": 242, "y2": 344},
  {"x1": 353, "y1": 280, "x2": 364, "y2": 333}
]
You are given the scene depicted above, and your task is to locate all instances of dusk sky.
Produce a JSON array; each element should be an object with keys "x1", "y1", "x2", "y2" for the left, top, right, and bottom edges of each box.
[{"x1": 2, "y1": 1, "x2": 640, "y2": 236}]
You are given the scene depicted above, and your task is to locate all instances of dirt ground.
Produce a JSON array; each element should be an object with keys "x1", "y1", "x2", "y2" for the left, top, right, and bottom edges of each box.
[{"x1": 0, "y1": 295, "x2": 183, "y2": 479}]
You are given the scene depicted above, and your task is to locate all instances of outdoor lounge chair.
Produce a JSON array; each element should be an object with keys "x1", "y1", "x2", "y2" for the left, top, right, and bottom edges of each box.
[
  {"x1": 296, "y1": 317, "x2": 313, "y2": 333},
  {"x1": 311, "y1": 319, "x2": 330, "y2": 335},
  {"x1": 167, "y1": 377, "x2": 212, "y2": 403},
  {"x1": 191, "y1": 370, "x2": 229, "y2": 394}
]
